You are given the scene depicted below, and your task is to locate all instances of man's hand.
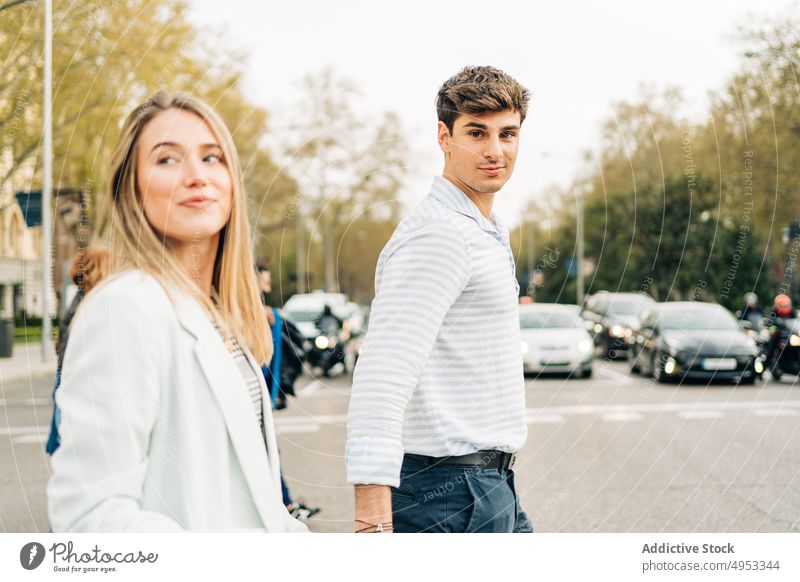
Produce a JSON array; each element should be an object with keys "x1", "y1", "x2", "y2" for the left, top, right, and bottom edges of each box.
[
  {"x1": 354, "y1": 484, "x2": 393, "y2": 533},
  {"x1": 264, "y1": 305, "x2": 276, "y2": 326}
]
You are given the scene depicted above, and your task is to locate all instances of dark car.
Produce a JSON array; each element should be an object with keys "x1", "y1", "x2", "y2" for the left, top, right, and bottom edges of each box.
[
  {"x1": 634, "y1": 302, "x2": 763, "y2": 384},
  {"x1": 582, "y1": 292, "x2": 655, "y2": 358}
]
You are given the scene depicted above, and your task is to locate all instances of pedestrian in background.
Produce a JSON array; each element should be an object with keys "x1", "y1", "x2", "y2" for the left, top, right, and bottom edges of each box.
[
  {"x1": 347, "y1": 66, "x2": 534, "y2": 533},
  {"x1": 47, "y1": 92, "x2": 307, "y2": 533},
  {"x1": 256, "y1": 265, "x2": 320, "y2": 521},
  {"x1": 46, "y1": 246, "x2": 111, "y2": 455}
]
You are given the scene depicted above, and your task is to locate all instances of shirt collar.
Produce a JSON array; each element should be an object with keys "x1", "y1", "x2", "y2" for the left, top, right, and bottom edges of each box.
[{"x1": 429, "y1": 176, "x2": 507, "y2": 238}]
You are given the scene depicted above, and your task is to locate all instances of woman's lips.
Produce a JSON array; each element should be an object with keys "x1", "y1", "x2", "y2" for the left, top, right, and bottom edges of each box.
[{"x1": 180, "y1": 197, "x2": 214, "y2": 209}]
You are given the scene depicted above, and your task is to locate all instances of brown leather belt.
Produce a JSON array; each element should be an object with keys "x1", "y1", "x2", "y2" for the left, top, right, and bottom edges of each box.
[{"x1": 404, "y1": 449, "x2": 517, "y2": 470}]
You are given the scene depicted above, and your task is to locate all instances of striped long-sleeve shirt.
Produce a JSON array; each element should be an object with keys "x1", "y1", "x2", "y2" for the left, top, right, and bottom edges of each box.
[{"x1": 345, "y1": 176, "x2": 528, "y2": 486}]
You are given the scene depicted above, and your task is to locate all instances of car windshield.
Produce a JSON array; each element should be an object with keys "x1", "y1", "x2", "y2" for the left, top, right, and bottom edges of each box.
[
  {"x1": 285, "y1": 309, "x2": 321, "y2": 323},
  {"x1": 606, "y1": 300, "x2": 649, "y2": 316},
  {"x1": 659, "y1": 307, "x2": 738, "y2": 331},
  {"x1": 520, "y1": 311, "x2": 582, "y2": 329}
]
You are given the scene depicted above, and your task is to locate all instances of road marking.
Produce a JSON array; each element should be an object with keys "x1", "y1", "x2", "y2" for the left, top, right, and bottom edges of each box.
[
  {"x1": 297, "y1": 380, "x2": 323, "y2": 398},
  {"x1": 751, "y1": 409, "x2": 799, "y2": 418},
  {"x1": 276, "y1": 423, "x2": 322, "y2": 434},
  {"x1": 601, "y1": 412, "x2": 643, "y2": 422},
  {"x1": 596, "y1": 366, "x2": 637, "y2": 384},
  {"x1": 12, "y1": 434, "x2": 47, "y2": 444},
  {"x1": 4, "y1": 399, "x2": 800, "y2": 440},
  {"x1": 536, "y1": 399, "x2": 800, "y2": 416},
  {"x1": 0, "y1": 399, "x2": 51, "y2": 407},
  {"x1": 275, "y1": 414, "x2": 345, "y2": 425},
  {"x1": 677, "y1": 411, "x2": 724, "y2": 420},
  {"x1": 0, "y1": 426, "x2": 46, "y2": 436},
  {"x1": 526, "y1": 414, "x2": 566, "y2": 424}
]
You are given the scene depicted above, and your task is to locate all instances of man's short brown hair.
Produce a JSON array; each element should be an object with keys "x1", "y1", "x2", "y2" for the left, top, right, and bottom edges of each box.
[{"x1": 436, "y1": 66, "x2": 531, "y2": 133}]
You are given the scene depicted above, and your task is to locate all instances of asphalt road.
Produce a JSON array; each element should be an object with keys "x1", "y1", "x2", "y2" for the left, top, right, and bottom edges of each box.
[{"x1": 2, "y1": 358, "x2": 799, "y2": 533}]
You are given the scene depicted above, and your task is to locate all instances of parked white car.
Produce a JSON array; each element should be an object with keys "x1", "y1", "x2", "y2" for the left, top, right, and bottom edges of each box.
[{"x1": 520, "y1": 303, "x2": 594, "y2": 378}]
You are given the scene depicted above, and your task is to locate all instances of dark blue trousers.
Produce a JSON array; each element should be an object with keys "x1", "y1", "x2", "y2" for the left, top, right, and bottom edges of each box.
[{"x1": 391, "y1": 456, "x2": 533, "y2": 533}]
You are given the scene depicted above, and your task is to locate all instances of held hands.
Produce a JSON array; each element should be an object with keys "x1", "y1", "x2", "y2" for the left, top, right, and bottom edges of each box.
[
  {"x1": 264, "y1": 305, "x2": 276, "y2": 326},
  {"x1": 353, "y1": 484, "x2": 394, "y2": 533},
  {"x1": 355, "y1": 519, "x2": 394, "y2": 533}
]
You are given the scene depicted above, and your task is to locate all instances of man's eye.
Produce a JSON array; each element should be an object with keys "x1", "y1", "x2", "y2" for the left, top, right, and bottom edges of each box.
[
  {"x1": 501, "y1": 132, "x2": 516, "y2": 140},
  {"x1": 469, "y1": 131, "x2": 483, "y2": 138}
]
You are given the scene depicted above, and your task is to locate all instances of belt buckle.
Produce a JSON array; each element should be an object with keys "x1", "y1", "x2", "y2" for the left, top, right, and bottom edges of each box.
[{"x1": 507, "y1": 452, "x2": 517, "y2": 470}]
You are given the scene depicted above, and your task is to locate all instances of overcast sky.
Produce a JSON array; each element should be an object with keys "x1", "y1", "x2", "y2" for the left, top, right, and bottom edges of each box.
[{"x1": 190, "y1": 0, "x2": 796, "y2": 226}]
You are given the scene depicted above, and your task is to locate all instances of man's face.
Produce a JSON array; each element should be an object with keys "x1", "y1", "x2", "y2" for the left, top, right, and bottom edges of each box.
[
  {"x1": 259, "y1": 270, "x2": 272, "y2": 294},
  {"x1": 438, "y1": 109, "x2": 521, "y2": 196}
]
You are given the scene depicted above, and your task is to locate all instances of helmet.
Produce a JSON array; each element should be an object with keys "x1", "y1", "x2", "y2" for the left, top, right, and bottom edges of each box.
[
  {"x1": 744, "y1": 292, "x2": 758, "y2": 307},
  {"x1": 773, "y1": 293, "x2": 792, "y2": 317}
]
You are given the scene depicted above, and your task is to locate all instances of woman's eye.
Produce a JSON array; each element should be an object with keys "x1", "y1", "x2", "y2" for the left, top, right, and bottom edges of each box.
[
  {"x1": 204, "y1": 154, "x2": 223, "y2": 164},
  {"x1": 157, "y1": 156, "x2": 177, "y2": 165}
]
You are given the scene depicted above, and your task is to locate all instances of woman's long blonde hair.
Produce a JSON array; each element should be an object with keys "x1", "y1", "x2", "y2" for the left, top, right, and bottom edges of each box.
[{"x1": 108, "y1": 91, "x2": 272, "y2": 365}]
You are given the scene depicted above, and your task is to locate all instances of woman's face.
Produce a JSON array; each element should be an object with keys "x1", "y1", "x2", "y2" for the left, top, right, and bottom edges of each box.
[{"x1": 136, "y1": 108, "x2": 233, "y2": 248}]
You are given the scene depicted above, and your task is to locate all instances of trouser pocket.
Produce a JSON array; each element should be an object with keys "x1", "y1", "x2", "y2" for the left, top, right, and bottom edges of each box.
[{"x1": 463, "y1": 468, "x2": 516, "y2": 533}]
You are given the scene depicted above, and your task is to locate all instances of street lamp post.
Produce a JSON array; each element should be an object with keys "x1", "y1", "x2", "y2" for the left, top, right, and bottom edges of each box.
[
  {"x1": 41, "y1": 0, "x2": 52, "y2": 362},
  {"x1": 576, "y1": 185, "x2": 585, "y2": 307},
  {"x1": 295, "y1": 203, "x2": 306, "y2": 294},
  {"x1": 526, "y1": 211, "x2": 535, "y2": 288}
]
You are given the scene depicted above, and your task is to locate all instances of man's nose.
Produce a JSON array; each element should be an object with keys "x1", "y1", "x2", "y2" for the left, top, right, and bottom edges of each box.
[{"x1": 483, "y1": 135, "x2": 502, "y2": 159}]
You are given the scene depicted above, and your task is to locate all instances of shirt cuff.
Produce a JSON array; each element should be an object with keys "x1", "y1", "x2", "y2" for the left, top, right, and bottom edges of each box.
[{"x1": 345, "y1": 436, "x2": 405, "y2": 487}]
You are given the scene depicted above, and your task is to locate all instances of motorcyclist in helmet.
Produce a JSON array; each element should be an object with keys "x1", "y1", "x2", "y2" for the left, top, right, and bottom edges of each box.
[
  {"x1": 739, "y1": 292, "x2": 762, "y2": 330},
  {"x1": 763, "y1": 293, "x2": 795, "y2": 371},
  {"x1": 317, "y1": 304, "x2": 343, "y2": 335}
]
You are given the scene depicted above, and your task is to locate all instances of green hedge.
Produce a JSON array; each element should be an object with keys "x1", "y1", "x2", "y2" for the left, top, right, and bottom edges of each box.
[{"x1": 13, "y1": 325, "x2": 58, "y2": 344}]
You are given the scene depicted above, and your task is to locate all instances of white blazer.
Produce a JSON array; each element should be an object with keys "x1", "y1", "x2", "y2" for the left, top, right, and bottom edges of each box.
[{"x1": 47, "y1": 270, "x2": 308, "y2": 532}]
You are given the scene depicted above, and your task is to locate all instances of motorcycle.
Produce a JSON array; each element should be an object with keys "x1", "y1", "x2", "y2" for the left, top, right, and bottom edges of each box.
[
  {"x1": 758, "y1": 317, "x2": 800, "y2": 380},
  {"x1": 307, "y1": 316, "x2": 351, "y2": 377}
]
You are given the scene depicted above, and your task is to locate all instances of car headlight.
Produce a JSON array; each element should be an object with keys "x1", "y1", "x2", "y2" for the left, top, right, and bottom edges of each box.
[
  {"x1": 315, "y1": 336, "x2": 329, "y2": 350},
  {"x1": 755, "y1": 359, "x2": 765, "y2": 374},
  {"x1": 593, "y1": 323, "x2": 603, "y2": 334},
  {"x1": 578, "y1": 340, "x2": 592, "y2": 353},
  {"x1": 610, "y1": 325, "x2": 624, "y2": 337},
  {"x1": 521, "y1": 342, "x2": 529, "y2": 354},
  {"x1": 790, "y1": 334, "x2": 800, "y2": 347}
]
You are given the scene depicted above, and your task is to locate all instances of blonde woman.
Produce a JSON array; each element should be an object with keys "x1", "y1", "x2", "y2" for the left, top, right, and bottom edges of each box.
[{"x1": 47, "y1": 92, "x2": 307, "y2": 532}]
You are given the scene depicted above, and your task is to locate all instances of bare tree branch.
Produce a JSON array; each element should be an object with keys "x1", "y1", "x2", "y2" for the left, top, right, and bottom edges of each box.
[{"x1": 0, "y1": 0, "x2": 33, "y2": 13}]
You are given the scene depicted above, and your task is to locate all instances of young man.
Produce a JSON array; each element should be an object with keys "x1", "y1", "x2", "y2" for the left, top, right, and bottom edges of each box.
[{"x1": 346, "y1": 66, "x2": 532, "y2": 533}]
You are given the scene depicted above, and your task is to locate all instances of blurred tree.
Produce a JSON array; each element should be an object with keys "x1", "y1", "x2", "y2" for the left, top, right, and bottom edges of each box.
[
  {"x1": 284, "y1": 68, "x2": 407, "y2": 293},
  {"x1": 0, "y1": 0, "x2": 298, "y2": 245}
]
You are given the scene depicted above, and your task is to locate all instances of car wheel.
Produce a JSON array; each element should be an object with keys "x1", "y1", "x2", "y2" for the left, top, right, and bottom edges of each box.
[
  {"x1": 581, "y1": 368, "x2": 593, "y2": 379},
  {"x1": 770, "y1": 366, "x2": 783, "y2": 381},
  {"x1": 605, "y1": 338, "x2": 616, "y2": 359},
  {"x1": 738, "y1": 375, "x2": 756, "y2": 386},
  {"x1": 629, "y1": 351, "x2": 641, "y2": 374}
]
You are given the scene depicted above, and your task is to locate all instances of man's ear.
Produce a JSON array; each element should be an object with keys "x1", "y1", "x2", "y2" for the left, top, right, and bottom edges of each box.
[{"x1": 437, "y1": 120, "x2": 451, "y2": 155}]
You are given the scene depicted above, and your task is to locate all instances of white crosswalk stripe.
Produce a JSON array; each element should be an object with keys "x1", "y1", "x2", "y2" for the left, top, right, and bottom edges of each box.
[
  {"x1": 4, "y1": 399, "x2": 800, "y2": 439},
  {"x1": 677, "y1": 410, "x2": 724, "y2": 420},
  {"x1": 601, "y1": 412, "x2": 644, "y2": 422},
  {"x1": 751, "y1": 409, "x2": 799, "y2": 417}
]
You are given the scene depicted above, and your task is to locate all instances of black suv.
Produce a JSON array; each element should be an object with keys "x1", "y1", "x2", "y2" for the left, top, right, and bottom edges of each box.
[{"x1": 582, "y1": 291, "x2": 655, "y2": 358}]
